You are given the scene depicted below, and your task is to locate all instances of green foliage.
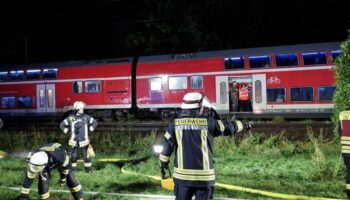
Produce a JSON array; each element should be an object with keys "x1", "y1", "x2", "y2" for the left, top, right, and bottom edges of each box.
[
  {"x1": 333, "y1": 34, "x2": 350, "y2": 136},
  {"x1": 0, "y1": 130, "x2": 346, "y2": 199}
]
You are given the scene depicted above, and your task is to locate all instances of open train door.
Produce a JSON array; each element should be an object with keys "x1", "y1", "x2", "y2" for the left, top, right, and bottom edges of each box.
[
  {"x1": 215, "y1": 76, "x2": 230, "y2": 114},
  {"x1": 36, "y1": 84, "x2": 56, "y2": 113},
  {"x1": 251, "y1": 74, "x2": 267, "y2": 113}
]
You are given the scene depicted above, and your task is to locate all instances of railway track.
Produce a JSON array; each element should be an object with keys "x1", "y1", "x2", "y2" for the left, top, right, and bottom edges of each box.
[{"x1": 1, "y1": 120, "x2": 334, "y2": 140}]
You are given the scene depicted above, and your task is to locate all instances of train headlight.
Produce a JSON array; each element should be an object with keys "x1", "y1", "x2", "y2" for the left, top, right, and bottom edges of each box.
[{"x1": 153, "y1": 144, "x2": 163, "y2": 155}]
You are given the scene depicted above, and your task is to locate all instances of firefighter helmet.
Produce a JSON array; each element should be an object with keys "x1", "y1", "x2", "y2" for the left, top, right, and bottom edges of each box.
[
  {"x1": 28, "y1": 151, "x2": 48, "y2": 173},
  {"x1": 73, "y1": 101, "x2": 86, "y2": 110},
  {"x1": 181, "y1": 92, "x2": 203, "y2": 109},
  {"x1": 181, "y1": 92, "x2": 215, "y2": 109}
]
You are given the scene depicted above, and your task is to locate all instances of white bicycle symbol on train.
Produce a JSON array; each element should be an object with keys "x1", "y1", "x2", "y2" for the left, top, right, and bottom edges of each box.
[{"x1": 267, "y1": 76, "x2": 281, "y2": 84}]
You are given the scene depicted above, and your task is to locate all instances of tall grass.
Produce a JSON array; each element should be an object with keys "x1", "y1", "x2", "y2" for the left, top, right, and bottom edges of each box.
[{"x1": 0, "y1": 128, "x2": 346, "y2": 199}]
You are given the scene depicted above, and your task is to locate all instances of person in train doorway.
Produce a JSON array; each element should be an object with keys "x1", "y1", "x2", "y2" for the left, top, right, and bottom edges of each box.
[
  {"x1": 18, "y1": 143, "x2": 83, "y2": 200},
  {"x1": 159, "y1": 92, "x2": 251, "y2": 200},
  {"x1": 340, "y1": 100, "x2": 350, "y2": 199},
  {"x1": 60, "y1": 101, "x2": 98, "y2": 173},
  {"x1": 238, "y1": 83, "x2": 250, "y2": 112},
  {"x1": 229, "y1": 81, "x2": 238, "y2": 112}
]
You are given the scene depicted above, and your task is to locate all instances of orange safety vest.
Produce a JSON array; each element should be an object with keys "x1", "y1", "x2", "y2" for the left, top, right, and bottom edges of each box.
[
  {"x1": 340, "y1": 111, "x2": 350, "y2": 155},
  {"x1": 239, "y1": 88, "x2": 249, "y2": 101}
]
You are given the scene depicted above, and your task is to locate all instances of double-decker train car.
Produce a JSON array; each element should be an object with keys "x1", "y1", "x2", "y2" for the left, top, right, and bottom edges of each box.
[{"x1": 0, "y1": 42, "x2": 342, "y2": 123}]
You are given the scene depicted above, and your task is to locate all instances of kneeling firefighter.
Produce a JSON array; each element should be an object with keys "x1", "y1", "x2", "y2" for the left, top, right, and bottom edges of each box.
[
  {"x1": 159, "y1": 92, "x2": 251, "y2": 200},
  {"x1": 19, "y1": 143, "x2": 83, "y2": 200}
]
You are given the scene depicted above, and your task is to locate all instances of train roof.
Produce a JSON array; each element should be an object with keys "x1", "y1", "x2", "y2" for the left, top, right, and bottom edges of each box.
[
  {"x1": 0, "y1": 41, "x2": 342, "y2": 70},
  {"x1": 138, "y1": 41, "x2": 342, "y2": 62}
]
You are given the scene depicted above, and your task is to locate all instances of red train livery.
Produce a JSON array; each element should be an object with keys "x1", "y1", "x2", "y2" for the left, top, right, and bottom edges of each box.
[{"x1": 0, "y1": 42, "x2": 342, "y2": 121}]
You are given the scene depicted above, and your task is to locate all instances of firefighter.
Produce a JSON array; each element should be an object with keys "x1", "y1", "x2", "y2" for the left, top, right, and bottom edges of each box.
[
  {"x1": 238, "y1": 84, "x2": 250, "y2": 111},
  {"x1": 60, "y1": 101, "x2": 98, "y2": 173},
  {"x1": 18, "y1": 143, "x2": 83, "y2": 200},
  {"x1": 159, "y1": 92, "x2": 251, "y2": 200},
  {"x1": 229, "y1": 81, "x2": 238, "y2": 112},
  {"x1": 340, "y1": 100, "x2": 350, "y2": 199}
]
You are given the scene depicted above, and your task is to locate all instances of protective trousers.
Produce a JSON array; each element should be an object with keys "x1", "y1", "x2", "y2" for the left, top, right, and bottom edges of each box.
[
  {"x1": 344, "y1": 156, "x2": 350, "y2": 199},
  {"x1": 174, "y1": 184, "x2": 214, "y2": 200},
  {"x1": 71, "y1": 144, "x2": 92, "y2": 173},
  {"x1": 38, "y1": 171, "x2": 83, "y2": 200}
]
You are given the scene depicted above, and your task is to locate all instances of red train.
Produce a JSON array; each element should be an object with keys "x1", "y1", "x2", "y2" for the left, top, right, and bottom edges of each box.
[{"x1": 0, "y1": 42, "x2": 342, "y2": 122}]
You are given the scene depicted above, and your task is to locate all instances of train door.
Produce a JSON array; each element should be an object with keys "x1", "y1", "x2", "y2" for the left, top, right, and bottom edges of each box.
[
  {"x1": 251, "y1": 74, "x2": 267, "y2": 113},
  {"x1": 215, "y1": 76, "x2": 229, "y2": 114},
  {"x1": 36, "y1": 84, "x2": 56, "y2": 113}
]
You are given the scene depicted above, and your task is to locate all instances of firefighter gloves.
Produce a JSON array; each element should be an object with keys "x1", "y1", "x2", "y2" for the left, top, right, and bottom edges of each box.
[
  {"x1": 58, "y1": 178, "x2": 67, "y2": 187},
  {"x1": 160, "y1": 161, "x2": 169, "y2": 178},
  {"x1": 243, "y1": 121, "x2": 252, "y2": 131}
]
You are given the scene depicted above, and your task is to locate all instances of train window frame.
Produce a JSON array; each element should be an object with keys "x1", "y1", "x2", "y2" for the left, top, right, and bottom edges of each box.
[
  {"x1": 43, "y1": 68, "x2": 58, "y2": 79},
  {"x1": 1, "y1": 96, "x2": 15, "y2": 109},
  {"x1": 169, "y1": 76, "x2": 187, "y2": 90},
  {"x1": 290, "y1": 87, "x2": 314, "y2": 102},
  {"x1": 267, "y1": 88, "x2": 286, "y2": 103},
  {"x1": 9, "y1": 70, "x2": 24, "y2": 81},
  {"x1": 318, "y1": 86, "x2": 335, "y2": 102},
  {"x1": 275, "y1": 53, "x2": 298, "y2": 67},
  {"x1": 26, "y1": 69, "x2": 41, "y2": 80},
  {"x1": 150, "y1": 77, "x2": 162, "y2": 91},
  {"x1": 17, "y1": 96, "x2": 32, "y2": 108},
  {"x1": 85, "y1": 80, "x2": 101, "y2": 93},
  {"x1": 302, "y1": 52, "x2": 327, "y2": 66},
  {"x1": 73, "y1": 81, "x2": 83, "y2": 94},
  {"x1": 249, "y1": 55, "x2": 271, "y2": 69},
  {"x1": 0, "y1": 71, "x2": 8, "y2": 81},
  {"x1": 191, "y1": 75, "x2": 203, "y2": 89},
  {"x1": 224, "y1": 57, "x2": 245, "y2": 70}
]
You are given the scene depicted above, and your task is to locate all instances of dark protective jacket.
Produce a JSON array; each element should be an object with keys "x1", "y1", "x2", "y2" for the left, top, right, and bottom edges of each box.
[
  {"x1": 60, "y1": 113, "x2": 98, "y2": 147},
  {"x1": 20, "y1": 143, "x2": 72, "y2": 196},
  {"x1": 159, "y1": 109, "x2": 239, "y2": 187},
  {"x1": 340, "y1": 110, "x2": 350, "y2": 156}
]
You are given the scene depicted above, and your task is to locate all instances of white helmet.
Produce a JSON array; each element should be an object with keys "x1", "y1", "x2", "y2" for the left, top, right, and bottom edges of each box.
[
  {"x1": 181, "y1": 92, "x2": 216, "y2": 109},
  {"x1": 73, "y1": 101, "x2": 86, "y2": 110},
  {"x1": 28, "y1": 151, "x2": 48, "y2": 173}
]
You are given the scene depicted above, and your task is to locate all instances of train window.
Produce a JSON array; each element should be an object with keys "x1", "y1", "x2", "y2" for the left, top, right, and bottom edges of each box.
[
  {"x1": 17, "y1": 96, "x2": 32, "y2": 108},
  {"x1": 47, "y1": 89, "x2": 53, "y2": 107},
  {"x1": 249, "y1": 56, "x2": 271, "y2": 69},
  {"x1": 43, "y1": 68, "x2": 57, "y2": 79},
  {"x1": 290, "y1": 87, "x2": 313, "y2": 102},
  {"x1": 9, "y1": 70, "x2": 24, "y2": 81},
  {"x1": 267, "y1": 88, "x2": 285, "y2": 102},
  {"x1": 39, "y1": 89, "x2": 45, "y2": 107},
  {"x1": 26, "y1": 69, "x2": 41, "y2": 80},
  {"x1": 151, "y1": 78, "x2": 162, "y2": 91},
  {"x1": 1, "y1": 97, "x2": 15, "y2": 109},
  {"x1": 275, "y1": 54, "x2": 298, "y2": 67},
  {"x1": 73, "y1": 81, "x2": 83, "y2": 94},
  {"x1": 85, "y1": 80, "x2": 101, "y2": 93},
  {"x1": 224, "y1": 57, "x2": 245, "y2": 70},
  {"x1": 254, "y1": 80, "x2": 262, "y2": 103},
  {"x1": 302, "y1": 52, "x2": 327, "y2": 65},
  {"x1": 0, "y1": 71, "x2": 8, "y2": 81},
  {"x1": 318, "y1": 86, "x2": 335, "y2": 101},
  {"x1": 169, "y1": 76, "x2": 187, "y2": 90},
  {"x1": 220, "y1": 81, "x2": 227, "y2": 104},
  {"x1": 191, "y1": 76, "x2": 203, "y2": 89},
  {"x1": 331, "y1": 50, "x2": 341, "y2": 63}
]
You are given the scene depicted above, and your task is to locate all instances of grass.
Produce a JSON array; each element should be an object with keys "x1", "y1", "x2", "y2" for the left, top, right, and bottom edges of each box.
[{"x1": 0, "y1": 128, "x2": 347, "y2": 199}]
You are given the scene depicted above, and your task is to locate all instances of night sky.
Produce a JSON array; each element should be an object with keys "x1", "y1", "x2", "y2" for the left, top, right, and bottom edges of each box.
[{"x1": 0, "y1": 0, "x2": 349, "y2": 67}]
